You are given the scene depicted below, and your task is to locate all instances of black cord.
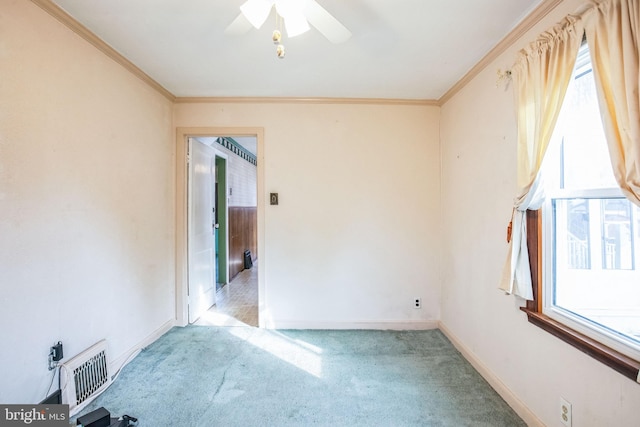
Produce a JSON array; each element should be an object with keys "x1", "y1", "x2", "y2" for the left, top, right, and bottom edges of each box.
[
  {"x1": 122, "y1": 415, "x2": 138, "y2": 426},
  {"x1": 58, "y1": 363, "x2": 61, "y2": 399}
]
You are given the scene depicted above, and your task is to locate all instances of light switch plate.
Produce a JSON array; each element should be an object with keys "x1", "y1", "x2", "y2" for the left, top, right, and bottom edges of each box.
[{"x1": 270, "y1": 193, "x2": 279, "y2": 205}]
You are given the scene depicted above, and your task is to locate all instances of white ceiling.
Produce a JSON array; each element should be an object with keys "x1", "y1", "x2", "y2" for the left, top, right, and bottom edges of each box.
[{"x1": 51, "y1": 0, "x2": 542, "y2": 100}]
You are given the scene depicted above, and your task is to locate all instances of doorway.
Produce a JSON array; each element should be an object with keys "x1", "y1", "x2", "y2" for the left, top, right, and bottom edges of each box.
[{"x1": 176, "y1": 128, "x2": 264, "y2": 328}]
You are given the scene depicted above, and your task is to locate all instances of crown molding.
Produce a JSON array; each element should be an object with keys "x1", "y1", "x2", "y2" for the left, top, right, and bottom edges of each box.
[
  {"x1": 174, "y1": 97, "x2": 439, "y2": 106},
  {"x1": 438, "y1": 0, "x2": 564, "y2": 105},
  {"x1": 30, "y1": 0, "x2": 562, "y2": 108},
  {"x1": 30, "y1": 0, "x2": 176, "y2": 102}
]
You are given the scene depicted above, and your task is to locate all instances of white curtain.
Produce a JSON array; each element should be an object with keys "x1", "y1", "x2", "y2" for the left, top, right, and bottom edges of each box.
[
  {"x1": 501, "y1": 0, "x2": 640, "y2": 299},
  {"x1": 499, "y1": 16, "x2": 584, "y2": 299},
  {"x1": 585, "y1": 0, "x2": 640, "y2": 207}
]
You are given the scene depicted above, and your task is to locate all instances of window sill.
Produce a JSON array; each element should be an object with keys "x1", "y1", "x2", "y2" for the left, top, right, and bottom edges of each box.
[{"x1": 521, "y1": 307, "x2": 640, "y2": 383}]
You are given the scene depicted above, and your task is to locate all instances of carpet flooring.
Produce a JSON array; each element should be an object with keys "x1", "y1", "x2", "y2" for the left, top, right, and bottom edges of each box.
[{"x1": 76, "y1": 326, "x2": 526, "y2": 427}]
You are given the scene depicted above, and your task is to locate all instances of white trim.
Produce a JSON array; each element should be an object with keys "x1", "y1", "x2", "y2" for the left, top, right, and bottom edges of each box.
[
  {"x1": 109, "y1": 319, "x2": 175, "y2": 377},
  {"x1": 438, "y1": 322, "x2": 544, "y2": 427},
  {"x1": 175, "y1": 127, "x2": 265, "y2": 328},
  {"x1": 546, "y1": 187, "x2": 625, "y2": 200},
  {"x1": 174, "y1": 97, "x2": 437, "y2": 106},
  {"x1": 543, "y1": 306, "x2": 640, "y2": 362},
  {"x1": 264, "y1": 320, "x2": 439, "y2": 330}
]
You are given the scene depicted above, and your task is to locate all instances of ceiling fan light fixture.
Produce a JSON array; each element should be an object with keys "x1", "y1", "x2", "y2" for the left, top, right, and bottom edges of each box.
[
  {"x1": 240, "y1": 0, "x2": 273, "y2": 29},
  {"x1": 227, "y1": 0, "x2": 350, "y2": 56},
  {"x1": 272, "y1": 29, "x2": 282, "y2": 44}
]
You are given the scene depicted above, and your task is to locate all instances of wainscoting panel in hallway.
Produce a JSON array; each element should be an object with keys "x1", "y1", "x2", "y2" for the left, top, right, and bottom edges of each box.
[{"x1": 229, "y1": 206, "x2": 257, "y2": 280}]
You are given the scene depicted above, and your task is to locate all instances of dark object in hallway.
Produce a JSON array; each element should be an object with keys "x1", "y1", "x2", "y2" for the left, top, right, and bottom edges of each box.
[{"x1": 243, "y1": 250, "x2": 253, "y2": 269}]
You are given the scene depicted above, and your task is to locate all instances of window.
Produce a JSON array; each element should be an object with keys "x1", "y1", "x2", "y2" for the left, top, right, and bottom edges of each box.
[{"x1": 524, "y1": 42, "x2": 640, "y2": 379}]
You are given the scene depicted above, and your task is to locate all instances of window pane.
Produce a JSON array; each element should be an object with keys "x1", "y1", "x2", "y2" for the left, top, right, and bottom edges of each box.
[
  {"x1": 550, "y1": 48, "x2": 617, "y2": 191},
  {"x1": 553, "y1": 198, "x2": 640, "y2": 346},
  {"x1": 601, "y1": 199, "x2": 634, "y2": 270},
  {"x1": 555, "y1": 199, "x2": 591, "y2": 269}
]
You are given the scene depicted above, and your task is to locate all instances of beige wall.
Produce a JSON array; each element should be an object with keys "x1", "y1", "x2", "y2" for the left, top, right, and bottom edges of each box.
[
  {"x1": 5, "y1": 0, "x2": 639, "y2": 423},
  {"x1": 175, "y1": 102, "x2": 441, "y2": 328},
  {"x1": 0, "y1": 1, "x2": 175, "y2": 403},
  {"x1": 439, "y1": 0, "x2": 640, "y2": 426}
]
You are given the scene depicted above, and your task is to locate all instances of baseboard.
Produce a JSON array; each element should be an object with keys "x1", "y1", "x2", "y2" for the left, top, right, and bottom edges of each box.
[
  {"x1": 265, "y1": 319, "x2": 439, "y2": 330},
  {"x1": 109, "y1": 319, "x2": 175, "y2": 377},
  {"x1": 438, "y1": 322, "x2": 543, "y2": 427}
]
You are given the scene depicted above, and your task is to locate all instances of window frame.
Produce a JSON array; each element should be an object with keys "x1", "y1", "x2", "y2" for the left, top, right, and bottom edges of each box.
[{"x1": 521, "y1": 209, "x2": 640, "y2": 382}]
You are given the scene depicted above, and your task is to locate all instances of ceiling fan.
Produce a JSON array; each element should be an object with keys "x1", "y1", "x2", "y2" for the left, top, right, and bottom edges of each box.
[{"x1": 225, "y1": 0, "x2": 352, "y2": 44}]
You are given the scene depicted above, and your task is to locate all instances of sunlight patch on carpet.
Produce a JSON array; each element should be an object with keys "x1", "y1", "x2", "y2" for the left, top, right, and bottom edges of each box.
[{"x1": 229, "y1": 328, "x2": 324, "y2": 378}]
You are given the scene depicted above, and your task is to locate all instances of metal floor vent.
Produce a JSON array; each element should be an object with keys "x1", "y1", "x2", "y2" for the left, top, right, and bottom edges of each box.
[{"x1": 61, "y1": 340, "x2": 111, "y2": 415}]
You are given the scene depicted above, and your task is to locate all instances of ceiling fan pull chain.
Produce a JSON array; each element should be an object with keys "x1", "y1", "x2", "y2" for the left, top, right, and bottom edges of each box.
[{"x1": 274, "y1": 10, "x2": 285, "y2": 58}]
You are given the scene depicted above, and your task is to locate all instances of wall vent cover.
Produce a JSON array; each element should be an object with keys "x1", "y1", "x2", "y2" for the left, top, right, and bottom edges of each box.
[{"x1": 61, "y1": 339, "x2": 111, "y2": 415}]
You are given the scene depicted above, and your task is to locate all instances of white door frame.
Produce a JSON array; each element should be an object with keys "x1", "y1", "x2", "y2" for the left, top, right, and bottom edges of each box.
[{"x1": 176, "y1": 127, "x2": 265, "y2": 327}]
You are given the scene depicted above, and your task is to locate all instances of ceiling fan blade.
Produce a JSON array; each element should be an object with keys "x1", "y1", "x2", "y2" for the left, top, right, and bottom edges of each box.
[
  {"x1": 224, "y1": 13, "x2": 254, "y2": 36},
  {"x1": 240, "y1": 0, "x2": 274, "y2": 29},
  {"x1": 275, "y1": 0, "x2": 310, "y2": 37},
  {"x1": 303, "y1": 0, "x2": 351, "y2": 44},
  {"x1": 283, "y1": 12, "x2": 310, "y2": 37}
]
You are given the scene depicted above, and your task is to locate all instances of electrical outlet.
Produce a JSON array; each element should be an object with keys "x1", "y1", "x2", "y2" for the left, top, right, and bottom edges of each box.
[
  {"x1": 48, "y1": 341, "x2": 63, "y2": 371},
  {"x1": 413, "y1": 298, "x2": 422, "y2": 309},
  {"x1": 560, "y1": 397, "x2": 572, "y2": 427},
  {"x1": 51, "y1": 342, "x2": 63, "y2": 361}
]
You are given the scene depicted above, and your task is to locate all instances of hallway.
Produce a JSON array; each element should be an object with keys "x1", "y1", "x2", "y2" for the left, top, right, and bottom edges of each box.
[{"x1": 195, "y1": 262, "x2": 259, "y2": 327}]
